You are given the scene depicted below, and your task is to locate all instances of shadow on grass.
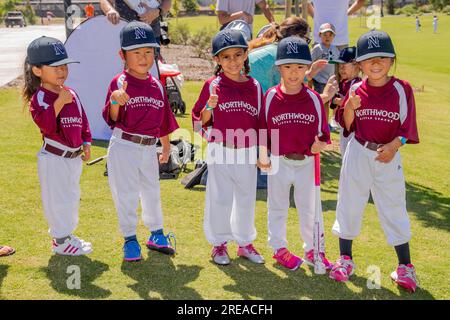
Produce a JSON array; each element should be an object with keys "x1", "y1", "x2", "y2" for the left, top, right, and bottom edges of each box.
[
  {"x1": 216, "y1": 259, "x2": 435, "y2": 300},
  {"x1": 406, "y1": 182, "x2": 450, "y2": 232},
  {"x1": 121, "y1": 253, "x2": 203, "y2": 300},
  {"x1": 0, "y1": 265, "x2": 8, "y2": 293},
  {"x1": 41, "y1": 255, "x2": 111, "y2": 299}
]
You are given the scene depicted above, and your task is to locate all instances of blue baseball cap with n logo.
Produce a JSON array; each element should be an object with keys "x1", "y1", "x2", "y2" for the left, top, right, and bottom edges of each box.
[
  {"x1": 120, "y1": 21, "x2": 160, "y2": 50},
  {"x1": 27, "y1": 36, "x2": 79, "y2": 66},
  {"x1": 356, "y1": 30, "x2": 395, "y2": 62},
  {"x1": 212, "y1": 29, "x2": 248, "y2": 56},
  {"x1": 276, "y1": 36, "x2": 312, "y2": 66}
]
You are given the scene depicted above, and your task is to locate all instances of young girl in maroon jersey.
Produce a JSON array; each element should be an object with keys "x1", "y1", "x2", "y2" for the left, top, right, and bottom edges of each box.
[
  {"x1": 258, "y1": 36, "x2": 332, "y2": 271},
  {"x1": 23, "y1": 36, "x2": 93, "y2": 256},
  {"x1": 330, "y1": 31, "x2": 420, "y2": 293},
  {"x1": 103, "y1": 21, "x2": 179, "y2": 262},
  {"x1": 331, "y1": 46, "x2": 362, "y2": 156},
  {"x1": 192, "y1": 29, "x2": 265, "y2": 266}
]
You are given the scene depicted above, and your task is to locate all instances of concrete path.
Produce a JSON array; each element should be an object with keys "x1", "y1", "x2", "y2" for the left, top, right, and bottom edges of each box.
[{"x1": 0, "y1": 25, "x2": 65, "y2": 87}]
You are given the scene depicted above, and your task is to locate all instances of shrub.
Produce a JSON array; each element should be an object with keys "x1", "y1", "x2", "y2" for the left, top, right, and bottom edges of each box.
[
  {"x1": 182, "y1": 0, "x2": 199, "y2": 13},
  {"x1": 188, "y1": 27, "x2": 215, "y2": 59},
  {"x1": 168, "y1": 22, "x2": 191, "y2": 45}
]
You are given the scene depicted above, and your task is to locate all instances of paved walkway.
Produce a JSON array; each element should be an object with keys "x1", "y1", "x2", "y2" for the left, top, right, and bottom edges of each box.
[{"x1": 0, "y1": 25, "x2": 65, "y2": 87}]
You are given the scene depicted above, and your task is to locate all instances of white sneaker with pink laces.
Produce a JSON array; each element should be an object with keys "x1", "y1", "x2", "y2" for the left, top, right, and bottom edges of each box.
[
  {"x1": 329, "y1": 255, "x2": 355, "y2": 282},
  {"x1": 391, "y1": 264, "x2": 419, "y2": 293},
  {"x1": 237, "y1": 244, "x2": 265, "y2": 264}
]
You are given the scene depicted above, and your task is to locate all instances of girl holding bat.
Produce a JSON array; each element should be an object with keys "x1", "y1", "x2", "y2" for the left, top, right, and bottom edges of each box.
[
  {"x1": 330, "y1": 30, "x2": 419, "y2": 292},
  {"x1": 192, "y1": 29, "x2": 264, "y2": 266},
  {"x1": 258, "y1": 36, "x2": 332, "y2": 271},
  {"x1": 23, "y1": 36, "x2": 93, "y2": 255}
]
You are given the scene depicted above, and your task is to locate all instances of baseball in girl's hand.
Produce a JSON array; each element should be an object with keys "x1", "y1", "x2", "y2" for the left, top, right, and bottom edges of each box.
[{"x1": 159, "y1": 150, "x2": 170, "y2": 164}]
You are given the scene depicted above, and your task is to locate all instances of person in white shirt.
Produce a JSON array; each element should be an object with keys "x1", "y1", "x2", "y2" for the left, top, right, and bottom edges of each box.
[
  {"x1": 216, "y1": 0, "x2": 274, "y2": 35},
  {"x1": 307, "y1": 0, "x2": 365, "y2": 50},
  {"x1": 433, "y1": 15, "x2": 438, "y2": 34}
]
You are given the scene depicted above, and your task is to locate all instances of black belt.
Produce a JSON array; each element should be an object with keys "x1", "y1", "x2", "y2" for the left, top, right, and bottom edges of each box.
[
  {"x1": 355, "y1": 136, "x2": 384, "y2": 152},
  {"x1": 283, "y1": 153, "x2": 306, "y2": 161},
  {"x1": 44, "y1": 144, "x2": 83, "y2": 158},
  {"x1": 121, "y1": 132, "x2": 157, "y2": 146}
]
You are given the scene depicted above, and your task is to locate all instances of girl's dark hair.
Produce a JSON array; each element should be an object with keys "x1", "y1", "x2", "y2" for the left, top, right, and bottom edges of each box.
[
  {"x1": 22, "y1": 57, "x2": 42, "y2": 104},
  {"x1": 248, "y1": 17, "x2": 310, "y2": 51},
  {"x1": 214, "y1": 50, "x2": 250, "y2": 76}
]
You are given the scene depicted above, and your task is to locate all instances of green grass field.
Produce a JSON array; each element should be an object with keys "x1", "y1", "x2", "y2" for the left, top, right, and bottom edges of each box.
[{"x1": 0, "y1": 14, "x2": 449, "y2": 300}]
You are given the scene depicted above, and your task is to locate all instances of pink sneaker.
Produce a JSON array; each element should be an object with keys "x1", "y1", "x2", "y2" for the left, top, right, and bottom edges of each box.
[
  {"x1": 273, "y1": 248, "x2": 303, "y2": 270},
  {"x1": 237, "y1": 244, "x2": 265, "y2": 264},
  {"x1": 211, "y1": 243, "x2": 230, "y2": 265},
  {"x1": 329, "y1": 255, "x2": 355, "y2": 282},
  {"x1": 391, "y1": 264, "x2": 418, "y2": 293},
  {"x1": 303, "y1": 249, "x2": 333, "y2": 270}
]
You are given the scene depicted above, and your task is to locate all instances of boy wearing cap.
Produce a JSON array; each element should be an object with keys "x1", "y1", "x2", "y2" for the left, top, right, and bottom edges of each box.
[
  {"x1": 311, "y1": 23, "x2": 341, "y2": 131},
  {"x1": 23, "y1": 36, "x2": 93, "y2": 255},
  {"x1": 102, "y1": 21, "x2": 179, "y2": 262},
  {"x1": 258, "y1": 36, "x2": 332, "y2": 271}
]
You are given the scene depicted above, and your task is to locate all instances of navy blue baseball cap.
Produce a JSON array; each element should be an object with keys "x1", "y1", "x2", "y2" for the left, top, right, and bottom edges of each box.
[
  {"x1": 276, "y1": 36, "x2": 312, "y2": 66},
  {"x1": 120, "y1": 21, "x2": 160, "y2": 50},
  {"x1": 212, "y1": 29, "x2": 248, "y2": 56},
  {"x1": 335, "y1": 46, "x2": 357, "y2": 64},
  {"x1": 27, "y1": 36, "x2": 79, "y2": 66},
  {"x1": 356, "y1": 30, "x2": 395, "y2": 62}
]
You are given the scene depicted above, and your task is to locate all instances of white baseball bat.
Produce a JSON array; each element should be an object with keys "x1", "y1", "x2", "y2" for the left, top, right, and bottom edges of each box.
[{"x1": 313, "y1": 153, "x2": 326, "y2": 275}]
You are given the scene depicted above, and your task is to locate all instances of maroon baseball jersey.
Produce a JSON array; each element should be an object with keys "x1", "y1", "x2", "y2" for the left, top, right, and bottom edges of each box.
[
  {"x1": 30, "y1": 86, "x2": 92, "y2": 148},
  {"x1": 103, "y1": 71, "x2": 179, "y2": 137},
  {"x1": 259, "y1": 84, "x2": 331, "y2": 156},
  {"x1": 334, "y1": 77, "x2": 362, "y2": 122},
  {"x1": 337, "y1": 77, "x2": 419, "y2": 145},
  {"x1": 192, "y1": 73, "x2": 263, "y2": 148}
]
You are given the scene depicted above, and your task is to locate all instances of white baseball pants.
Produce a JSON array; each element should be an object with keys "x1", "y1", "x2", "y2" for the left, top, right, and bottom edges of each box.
[
  {"x1": 37, "y1": 139, "x2": 83, "y2": 239},
  {"x1": 267, "y1": 155, "x2": 321, "y2": 252},
  {"x1": 339, "y1": 130, "x2": 354, "y2": 157},
  {"x1": 203, "y1": 143, "x2": 258, "y2": 247},
  {"x1": 107, "y1": 128, "x2": 163, "y2": 238},
  {"x1": 332, "y1": 138, "x2": 411, "y2": 246}
]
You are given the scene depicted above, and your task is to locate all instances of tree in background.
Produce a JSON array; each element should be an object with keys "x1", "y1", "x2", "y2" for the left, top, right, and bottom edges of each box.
[
  {"x1": 387, "y1": 0, "x2": 396, "y2": 14},
  {"x1": 0, "y1": 0, "x2": 19, "y2": 23},
  {"x1": 182, "y1": 0, "x2": 199, "y2": 13}
]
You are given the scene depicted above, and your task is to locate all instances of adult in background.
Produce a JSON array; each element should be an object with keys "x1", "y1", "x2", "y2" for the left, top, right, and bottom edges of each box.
[
  {"x1": 100, "y1": 0, "x2": 172, "y2": 45},
  {"x1": 216, "y1": 0, "x2": 274, "y2": 34},
  {"x1": 85, "y1": 3, "x2": 95, "y2": 19},
  {"x1": 249, "y1": 17, "x2": 338, "y2": 103},
  {"x1": 308, "y1": 0, "x2": 365, "y2": 50}
]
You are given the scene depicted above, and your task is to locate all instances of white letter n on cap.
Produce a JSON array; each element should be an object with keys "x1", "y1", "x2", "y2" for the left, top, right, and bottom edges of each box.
[
  {"x1": 52, "y1": 43, "x2": 66, "y2": 56},
  {"x1": 367, "y1": 35, "x2": 380, "y2": 49},
  {"x1": 287, "y1": 42, "x2": 299, "y2": 55},
  {"x1": 134, "y1": 27, "x2": 147, "y2": 40}
]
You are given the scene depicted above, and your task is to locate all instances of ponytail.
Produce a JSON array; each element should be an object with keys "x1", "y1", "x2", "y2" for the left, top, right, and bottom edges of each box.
[{"x1": 22, "y1": 57, "x2": 41, "y2": 104}]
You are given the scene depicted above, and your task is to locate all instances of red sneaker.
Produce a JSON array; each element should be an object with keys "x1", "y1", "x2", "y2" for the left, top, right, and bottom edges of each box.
[{"x1": 303, "y1": 249, "x2": 334, "y2": 270}]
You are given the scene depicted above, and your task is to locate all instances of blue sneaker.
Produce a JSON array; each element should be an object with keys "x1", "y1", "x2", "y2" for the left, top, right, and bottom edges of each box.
[
  {"x1": 146, "y1": 229, "x2": 176, "y2": 255},
  {"x1": 123, "y1": 236, "x2": 142, "y2": 262}
]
